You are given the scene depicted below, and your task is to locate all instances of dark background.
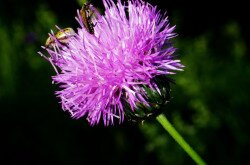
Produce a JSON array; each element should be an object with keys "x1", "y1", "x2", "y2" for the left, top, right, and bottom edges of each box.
[{"x1": 1, "y1": 0, "x2": 249, "y2": 164}]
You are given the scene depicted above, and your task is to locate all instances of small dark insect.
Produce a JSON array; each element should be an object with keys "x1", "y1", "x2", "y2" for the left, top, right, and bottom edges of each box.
[{"x1": 80, "y1": 3, "x2": 95, "y2": 34}]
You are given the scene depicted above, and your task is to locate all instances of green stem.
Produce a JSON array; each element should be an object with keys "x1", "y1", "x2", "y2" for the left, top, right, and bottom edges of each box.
[{"x1": 156, "y1": 114, "x2": 206, "y2": 165}]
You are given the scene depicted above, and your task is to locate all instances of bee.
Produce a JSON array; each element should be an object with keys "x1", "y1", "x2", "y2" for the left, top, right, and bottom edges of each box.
[
  {"x1": 45, "y1": 27, "x2": 76, "y2": 48},
  {"x1": 80, "y1": 3, "x2": 95, "y2": 34}
]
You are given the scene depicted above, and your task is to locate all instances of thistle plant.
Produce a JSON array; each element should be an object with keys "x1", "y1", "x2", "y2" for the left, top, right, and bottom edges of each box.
[{"x1": 39, "y1": 1, "x2": 206, "y2": 164}]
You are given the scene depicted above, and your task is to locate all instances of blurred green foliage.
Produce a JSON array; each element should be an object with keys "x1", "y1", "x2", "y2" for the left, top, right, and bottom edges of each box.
[
  {"x1": 0, "y1": 0, "x2": 249, "y2": 164},
  {"x1": 141, "y1": 21, "x2": 250, "y2": 164}
]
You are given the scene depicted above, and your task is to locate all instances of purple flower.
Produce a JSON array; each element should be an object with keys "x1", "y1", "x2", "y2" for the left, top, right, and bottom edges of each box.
[{"x1": 40, "y1": 0, "x2": 183, "y2": 126}]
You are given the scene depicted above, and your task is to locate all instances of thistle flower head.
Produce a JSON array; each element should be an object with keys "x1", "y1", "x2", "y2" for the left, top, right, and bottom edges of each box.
[{"x1": 40, "y1": 0, "x2": 183, "y2": 126}]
